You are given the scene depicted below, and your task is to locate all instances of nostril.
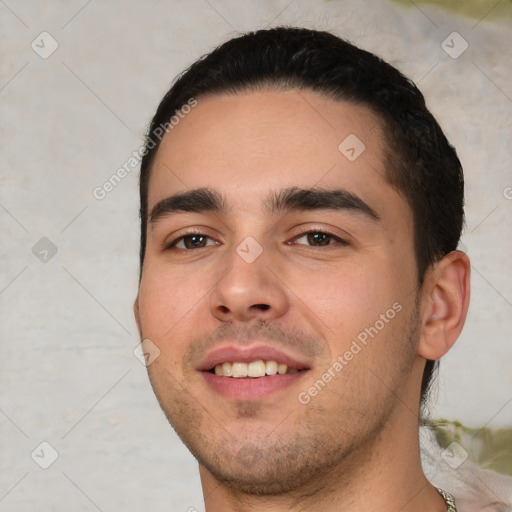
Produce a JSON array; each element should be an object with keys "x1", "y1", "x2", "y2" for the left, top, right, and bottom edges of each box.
[{"x1": 253, "y1": 304, "x2": 270, "y2": 311}]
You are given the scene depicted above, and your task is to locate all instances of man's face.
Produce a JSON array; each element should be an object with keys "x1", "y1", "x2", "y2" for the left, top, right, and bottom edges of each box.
[{"x1": 135, "y1": 89, "x2": 423, "y2": 493}]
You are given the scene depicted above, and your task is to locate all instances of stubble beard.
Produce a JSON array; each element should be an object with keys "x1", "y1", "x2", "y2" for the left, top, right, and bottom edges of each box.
[{"x1": 147, "y1": 305, "x2": 421, "y2": 497}]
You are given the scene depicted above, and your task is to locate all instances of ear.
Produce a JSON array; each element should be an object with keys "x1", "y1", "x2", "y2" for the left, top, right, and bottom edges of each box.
[
  {"x1": 133, "y1": 294, "x2": 142, "y2": 338},
  {"x1": 418, "y1": 250, "x2": 471, "y2": 360}
]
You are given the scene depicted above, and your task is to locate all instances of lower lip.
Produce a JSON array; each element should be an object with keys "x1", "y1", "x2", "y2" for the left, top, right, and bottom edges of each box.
[{"x1": 201, "y1": 371, "x2": 308, "y2": 400}]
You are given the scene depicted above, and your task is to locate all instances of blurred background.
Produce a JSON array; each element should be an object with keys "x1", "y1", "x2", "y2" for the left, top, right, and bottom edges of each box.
[{"x1": 1, "y1": 0, "x2": 511, "y2": 510}]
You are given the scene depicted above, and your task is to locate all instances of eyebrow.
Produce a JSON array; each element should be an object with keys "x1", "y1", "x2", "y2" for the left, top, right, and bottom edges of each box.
[{"x1": 149, "y1": 186, "x2": 380, "y2": 225}]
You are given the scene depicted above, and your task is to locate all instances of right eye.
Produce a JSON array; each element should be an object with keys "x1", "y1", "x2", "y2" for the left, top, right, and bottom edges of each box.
[{"x1": 166, "y1": 233, "x2": 219, "y2": 251}]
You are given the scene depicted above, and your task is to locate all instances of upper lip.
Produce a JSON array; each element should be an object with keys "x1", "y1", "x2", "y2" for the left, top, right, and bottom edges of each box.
[{"x1": 196, "y1": 343, "x2": 312, "y2": 371}]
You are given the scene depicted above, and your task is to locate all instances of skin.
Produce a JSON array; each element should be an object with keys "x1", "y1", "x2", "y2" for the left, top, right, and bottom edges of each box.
[{"x1": 134, "y1": 89, "x2": 470, "y2": 511}]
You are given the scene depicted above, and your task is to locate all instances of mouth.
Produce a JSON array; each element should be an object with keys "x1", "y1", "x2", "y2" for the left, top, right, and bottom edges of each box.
[{"x1": 198, "y1": 345, "x2": 311, "y2": 400}]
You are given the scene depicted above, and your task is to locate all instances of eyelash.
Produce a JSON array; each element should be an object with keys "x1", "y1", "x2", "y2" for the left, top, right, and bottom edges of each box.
[{"x1": 165, "y1": 229, "x2": 348, "y2": 251}]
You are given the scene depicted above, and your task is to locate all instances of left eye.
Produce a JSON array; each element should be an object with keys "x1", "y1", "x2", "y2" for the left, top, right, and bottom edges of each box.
[{"x1": 293, "y1": 231, "x2": 345, "y2": 247}]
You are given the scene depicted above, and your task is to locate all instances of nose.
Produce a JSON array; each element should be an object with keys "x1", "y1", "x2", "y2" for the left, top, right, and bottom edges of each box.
[{"x1": 209, "y1": 244, "x2": 290, "y2": 323}]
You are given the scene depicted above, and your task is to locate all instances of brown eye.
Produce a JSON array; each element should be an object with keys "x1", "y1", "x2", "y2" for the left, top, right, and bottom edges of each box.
[
  {"x1": 168, "y1": 234, "x2": 217, "y2": 250},
  {"x1": 294, "y1": 231, "x2": 346, "y2": 247},
  {"x1": 306, "y1": 232, "x2": 332, "y2": 246},
  {"x1": 184, "y1": 235, "x2": 208, "y2": 249}
]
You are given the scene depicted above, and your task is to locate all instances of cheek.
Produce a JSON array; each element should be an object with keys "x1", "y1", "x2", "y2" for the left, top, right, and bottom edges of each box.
[
  {"x1": 288, "y1": 257, "x2": 407, "y2": 350},
  {"x1": 138, "y1": 273, "x2": 179, "y2": 333},
  {"x1": 137, "y1": 264, "x2": 209, "y2": 367},
  {"x1": 139, "y1": 258, "x2": 211, "y2": 322},
  {"x1": 287, "y1": 263, "x2": 380, "y2": 334}
]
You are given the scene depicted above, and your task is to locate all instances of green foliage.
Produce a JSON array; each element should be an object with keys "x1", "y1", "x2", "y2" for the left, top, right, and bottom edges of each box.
[
  {"x1": 386, "y1": 0, "x2": 512, "y2": 22},
  {"x1": 430, "y1": 418, "x2": 512, "y2": 476}
]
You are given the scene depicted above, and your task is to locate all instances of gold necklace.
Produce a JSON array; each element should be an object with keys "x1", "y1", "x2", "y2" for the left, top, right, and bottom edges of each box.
[{"x1": 437, "y1": 487, "x2": 457, "y2": 511}]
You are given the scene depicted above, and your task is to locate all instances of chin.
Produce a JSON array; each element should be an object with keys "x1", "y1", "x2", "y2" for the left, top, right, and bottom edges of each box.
[{"x1": 194, "y1": 434, "x2": 352, "y2": 497}]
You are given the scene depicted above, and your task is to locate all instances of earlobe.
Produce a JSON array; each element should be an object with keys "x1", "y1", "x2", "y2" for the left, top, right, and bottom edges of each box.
[{"x1": 418, "y1": 250, "x2": 471, "y2": 361}]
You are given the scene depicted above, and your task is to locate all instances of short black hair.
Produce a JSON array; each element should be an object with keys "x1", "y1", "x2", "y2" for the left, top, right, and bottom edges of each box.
[{"x1": 138, "y1": 26, "x2": 465, "y2": 407}]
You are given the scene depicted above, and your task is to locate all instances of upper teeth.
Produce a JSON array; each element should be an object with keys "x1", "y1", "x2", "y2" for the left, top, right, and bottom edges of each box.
[{"x1": 213, "y1": 360, "x2": 299, "y2": 378}]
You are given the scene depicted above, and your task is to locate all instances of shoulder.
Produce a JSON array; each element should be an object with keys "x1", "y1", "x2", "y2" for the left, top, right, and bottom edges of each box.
[{"x1": 420, "y1": 425, "x2": 512, "y2": 512}]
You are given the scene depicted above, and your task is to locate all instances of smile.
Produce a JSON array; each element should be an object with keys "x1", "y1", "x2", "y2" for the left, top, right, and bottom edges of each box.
[{"x1": 210, "y1": 360, "x2": 301, "y2": 378}]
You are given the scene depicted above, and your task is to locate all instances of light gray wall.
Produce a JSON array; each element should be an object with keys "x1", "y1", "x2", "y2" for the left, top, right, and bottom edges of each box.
[{"x1": 1, "y1": 1, "x2": 511, "y2": 510}]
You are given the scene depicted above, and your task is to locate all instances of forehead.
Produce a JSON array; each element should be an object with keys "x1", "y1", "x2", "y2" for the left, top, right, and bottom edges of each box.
[{"x1": 148, "y1": 89, "x2": 405, "y2": 221}]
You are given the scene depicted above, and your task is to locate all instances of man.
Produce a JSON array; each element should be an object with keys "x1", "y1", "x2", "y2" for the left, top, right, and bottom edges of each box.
[{"x1": 133, "y1": 27, "x2": 473, "y2": 510}]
